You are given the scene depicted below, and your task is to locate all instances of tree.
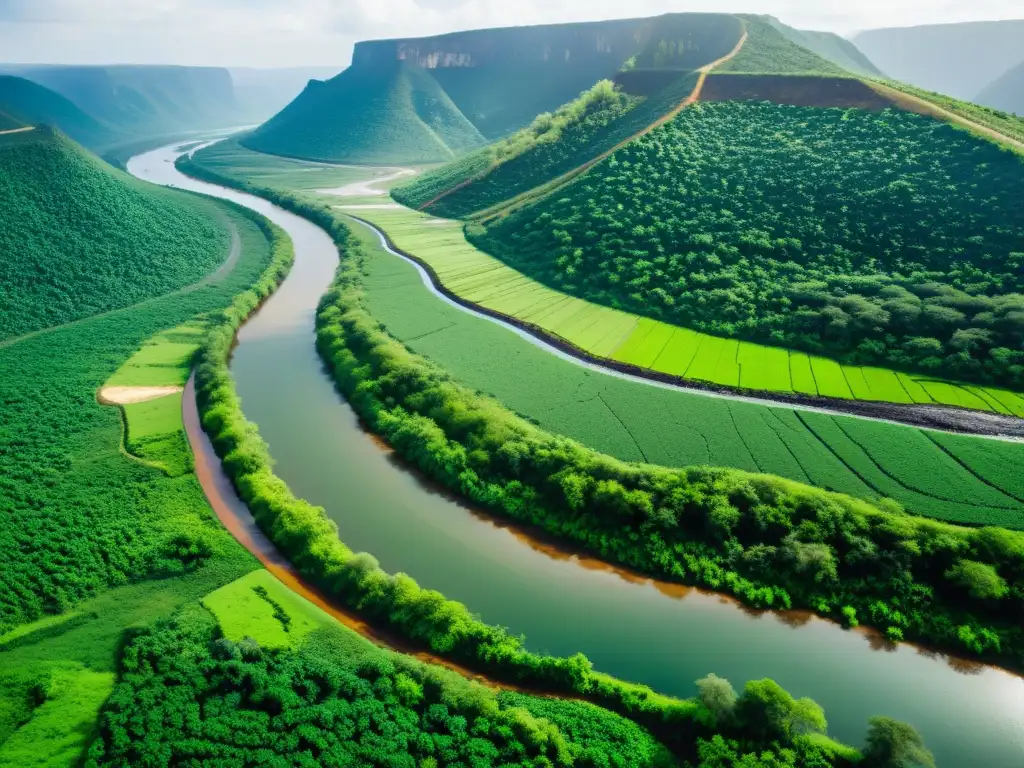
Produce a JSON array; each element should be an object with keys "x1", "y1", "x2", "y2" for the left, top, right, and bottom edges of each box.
[
  {"x1": 945, "y1": 559, "x2": 1008, "y2": 600},
  {"x1": 862, "y1": 716, "x2": 935, "y2": 768},
  {"x1": 696, "y1": 674, "x2": 738, "y2": 724},
  {"x1": 735, "y1": 679, "x2": 826, "y2": 743}
]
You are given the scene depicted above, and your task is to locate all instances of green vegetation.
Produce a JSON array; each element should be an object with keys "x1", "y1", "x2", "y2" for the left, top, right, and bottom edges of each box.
[
  {"x1": 472, "y1": 100, "x2": 1024, "y2": 391},
  {"x1": 244, "y1": 61, "x2": 486, "y2": 164},
  {"x1": 0, "y1": 193, "x2": 287, "y2": 763},
  {"x1": 315, "y1": 224, "x2": 1024, "y2": 668},
  {"x1": 350, "y1": 205, "x2": 1024, "y2": 420},
  {"x1": 0, "y1": 128, "x2": 228, "y2": 341},
  {"x1": 0, "y1": 75, "x2": 120, "y2": 149},
  {"x1": 719, "y1": 16, "x2": 848, "y2": 76},
  {"x1": 88, "y1": 598, "x2": 678, "y2": 767},
  {"x1": 876, "y1": 79, "x2": 1024, "y2": 144},
  {"x1": 394, "y1": 73, "x2": 701, "y2": 218}
]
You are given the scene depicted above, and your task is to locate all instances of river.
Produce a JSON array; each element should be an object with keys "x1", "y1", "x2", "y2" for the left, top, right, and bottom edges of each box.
[{"x1": 129, "y1": 144, "x2": 1024, "y2": 767}]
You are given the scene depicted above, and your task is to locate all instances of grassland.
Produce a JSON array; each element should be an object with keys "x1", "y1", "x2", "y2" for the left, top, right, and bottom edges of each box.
[
  {"x1": 350, "y1": 206, "x2": 1024, "y2": 422},
  {"x1": 0, "y1": 128, "x2": 228, "y2": 342},
  {"x1": 718, "y1": 16, "x2": 849, "y2": 76}
]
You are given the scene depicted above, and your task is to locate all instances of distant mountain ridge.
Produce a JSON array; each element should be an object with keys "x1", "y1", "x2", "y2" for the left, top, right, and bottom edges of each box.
[
  {"x1": 852, "y1": 20, "x2": 1024, "y2": 99},
  {"x1": 976, "y1": 58, "x2": 1024, "y2": 115}
]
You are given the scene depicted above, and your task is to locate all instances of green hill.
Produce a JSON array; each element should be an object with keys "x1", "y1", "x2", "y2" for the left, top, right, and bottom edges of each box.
[
  {"x1": 13, "y1": 65, "x2": 242, "y2": 136},
  {"x1": 976, "y1": 58, "x2": 1024, "y2": 115},
  {"x1": 242, "y1": 61, "x2": 486, "y2": 164},
  {"x1": 0, "y1": 127, "x2": 228, "y2": 341},
  {"x1": 0, "y1": 75, "x2": 121, "y2": 148},
  {"x1": 468, "y1": 100, "x2": 1024, "y2": 392},
  {"x1": 852, "y1": 20, "x2": 1024, "y2": 100}
]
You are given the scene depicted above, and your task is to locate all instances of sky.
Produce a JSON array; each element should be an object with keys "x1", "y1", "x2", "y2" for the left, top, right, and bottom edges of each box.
[{"x1": 0, "y1": 0, "x2": 1020, "y2": 67}]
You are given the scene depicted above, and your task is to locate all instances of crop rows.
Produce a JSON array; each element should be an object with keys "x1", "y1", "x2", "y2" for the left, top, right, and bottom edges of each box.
[
  {"x1": 355, "y1": 206, "x2": 1024, "y2": 416},
  {"x1": 348, "y1": 215, "x2": 1024, "y2": 529}
]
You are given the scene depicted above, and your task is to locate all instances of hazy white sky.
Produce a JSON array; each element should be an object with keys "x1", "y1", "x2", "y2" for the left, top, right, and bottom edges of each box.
[{"x1": 0, "y1": 0, "x2": 1020, "y2": 67}]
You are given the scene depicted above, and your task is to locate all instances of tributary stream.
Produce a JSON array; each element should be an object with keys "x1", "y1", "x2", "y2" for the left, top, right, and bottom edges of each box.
[{"x1": 129, "y1": 144, "x2": 1024, "y2": 767}]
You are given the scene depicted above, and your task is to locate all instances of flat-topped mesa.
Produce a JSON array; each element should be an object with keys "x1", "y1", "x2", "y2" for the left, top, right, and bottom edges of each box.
[
  {"x1": 351, "y1": 18, "x2": 657, "y2": 71},
  {"x1": 350, "y1": 13, "x2": 743, "y2": 72}
]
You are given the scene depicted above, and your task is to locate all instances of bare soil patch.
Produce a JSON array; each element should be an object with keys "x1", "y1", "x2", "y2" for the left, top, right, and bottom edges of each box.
[{"x1": 98, "y1": 386, "x2": 182, "y2": 405}]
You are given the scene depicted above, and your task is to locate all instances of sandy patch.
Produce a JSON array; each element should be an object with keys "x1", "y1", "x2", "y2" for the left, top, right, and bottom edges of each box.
[{"x1": 99, "y1": 386, "x2": 183, "y2": 405}]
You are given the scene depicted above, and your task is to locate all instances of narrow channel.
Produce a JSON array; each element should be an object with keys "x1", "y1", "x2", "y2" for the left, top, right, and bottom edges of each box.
[{"x1": 129, "y1": 143, "x2": 1024, "y2": 768}]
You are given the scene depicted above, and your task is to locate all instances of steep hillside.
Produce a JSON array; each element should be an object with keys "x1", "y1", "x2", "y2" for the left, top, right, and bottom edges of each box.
[
  {"x1": 229, "y1": 66, "x2": 341, "y2": 121},
  {"x1": 718, "y1": 16, "x2": 847, "y2": 75},
  {"x1": 852, "y1": 20, "x2": 1024, "y2": 100},
  {"x1": 0, "y1": 127, "x2": 228, "y2": 341},
  {"x1": 243, "y1": 61, "x2": 486, "y2": 164},
  {"x1": 0, "y1": 75, "x2": 121, "y2": 148},
  {"x1": 976, "y1": 58, "x2": 1024, "y2": 115},
  {"x1": 11, "y1": 64, "x2": 243, "y2": 136},
  {"x1": 767, "y1": 20, "x2": 882, "y2": 76},
  {"x1": 469, "y1": 101, "x2": 1024, "y2": 391}
]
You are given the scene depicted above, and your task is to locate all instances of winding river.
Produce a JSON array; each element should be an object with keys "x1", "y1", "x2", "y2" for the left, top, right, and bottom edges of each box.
[{"x1": 129, "y1": 144, "x2": 1024, "y2": 767}]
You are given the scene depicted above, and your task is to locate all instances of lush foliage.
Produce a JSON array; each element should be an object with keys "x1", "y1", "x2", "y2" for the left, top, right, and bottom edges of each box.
[
  {"x1": 244, "y1": 61, "x2": 486, "y2": 164},
  {"x1": 719, "y1": 17, "x2": 847, "y2": 76},
  {"x1": 89, "y1": 602, "x2": 676, "y2": 767},
  {"x1": 472, "y1": 101, "x2": 1024, "y2": 389},
  {"x1": 178, "y1": 163, "x2": 874, "y2": 763},
  {"x1": 0, "y1": 129, "x2": 227, "y2": 341},
  {"x1": 394, "y1": 80, "x2": 641, "y2": 216}
]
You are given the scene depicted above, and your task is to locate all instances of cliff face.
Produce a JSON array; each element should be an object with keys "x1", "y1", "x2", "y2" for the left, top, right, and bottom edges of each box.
[{"x1": 351, "y1": 18, "x2": 652, "y2": 71}]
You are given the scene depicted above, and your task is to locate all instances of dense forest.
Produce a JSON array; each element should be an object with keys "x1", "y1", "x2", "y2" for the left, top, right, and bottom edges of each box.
[
  {"x1": 89, "y1": 605, "x2": 675, "y2": 766},
  {"x1": 0, "y1": 129, "x2": 228, "y2": 341},
  {"x1": 472, "y1": 101, "x2": 1024, "y2": 388}
]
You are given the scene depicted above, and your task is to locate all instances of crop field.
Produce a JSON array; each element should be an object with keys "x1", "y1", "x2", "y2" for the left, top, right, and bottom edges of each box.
[
  {"x1": 352, "y1": 206, "x2": 1024, "y2": 417},
  {"x1": 345, "y1": 215, "x2": 1024, "y2": 529},
  {"x1": 201, "y1": 570, "x2": 331, "y2": 650}
]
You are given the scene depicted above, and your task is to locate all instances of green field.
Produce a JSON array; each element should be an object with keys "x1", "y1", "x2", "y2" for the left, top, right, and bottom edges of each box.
[
  {"x1": 341, "y1": 215, "x2": 1024, "y2": 529},
  {"x1": 351, "y1": 206, "x2": 1024, "y2": 418}
]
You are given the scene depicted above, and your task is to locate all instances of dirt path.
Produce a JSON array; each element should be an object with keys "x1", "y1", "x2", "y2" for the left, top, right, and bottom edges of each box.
[
  {"x1": 0, "y1": 126, "x2": 34, "y2": 136},
  {"x1": 423, "y1": 31, "x2": 748, "y2": 219},
  {"x1": 866, "y1": 81, "x2": 1024, "y2": 154},
  {"x1": 0, "y1": 216, "x2": 240, "y2": 352},
  {"x1": 318, "y1": 167, "x2": 416, "y2": 198}
]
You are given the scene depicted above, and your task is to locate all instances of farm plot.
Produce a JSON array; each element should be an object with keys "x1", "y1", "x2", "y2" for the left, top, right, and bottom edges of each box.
[
  {"x1": 353, "y1": 205, "x2": 1023, "y2": 414},
  {"x1": 349, "y1": 217, "x2": 1024, "y2": 529}
]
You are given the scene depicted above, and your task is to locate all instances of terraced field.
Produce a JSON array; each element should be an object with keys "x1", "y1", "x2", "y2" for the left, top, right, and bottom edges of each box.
[
  {"x1": 348, "y1": 206, "x2": 1024, "y2": 417},
  {"x1": 345, "y1": 216, "x2": 1024, "y2": 530}
]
